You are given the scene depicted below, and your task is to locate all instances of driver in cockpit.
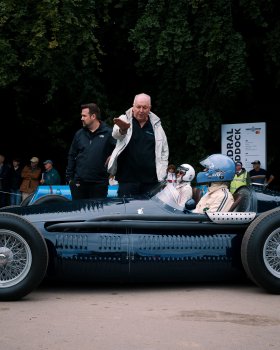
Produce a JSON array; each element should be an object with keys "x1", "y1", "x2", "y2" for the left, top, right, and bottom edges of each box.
[
  {"x1": 156, "y1": 163, "x2": 195, "y2": 209},
  {"x1": 193, "y1": 154, "x2": 234, "y2": 213}
]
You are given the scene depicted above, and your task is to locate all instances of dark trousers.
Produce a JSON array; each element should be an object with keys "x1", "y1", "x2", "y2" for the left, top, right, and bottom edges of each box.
[
  {"x1": 70, "y1": 181, "x2": 108, "y2": 200},
  {"x1": 117, "y1": 182, "x2": 158, "y2": 197},
  {"x1": 0, "y1": 183, "x2": 9, "y2": 207},
  {"x1": 0, "y1": 193, "x2": 8, "y2": 208}
]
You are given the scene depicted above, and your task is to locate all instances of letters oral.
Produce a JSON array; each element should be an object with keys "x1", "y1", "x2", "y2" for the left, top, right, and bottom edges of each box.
[{"x1": 226, "y1": 128, "x2": 241, "y2": 162}]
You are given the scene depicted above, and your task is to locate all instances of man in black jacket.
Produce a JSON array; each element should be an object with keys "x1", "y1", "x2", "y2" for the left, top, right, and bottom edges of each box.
[
  {"x1": 10, "y1": 157, "x2": 23, "y2": 205},
  {"x1": 66, "y1": 103, "x2": 116, "y2": 200},
  {"x1": 0, "y1": 154, "x2": 11, "y2": 207}
]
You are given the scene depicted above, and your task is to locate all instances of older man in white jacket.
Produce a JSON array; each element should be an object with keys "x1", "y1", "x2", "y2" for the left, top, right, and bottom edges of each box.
[{"x1": 108, "y1": 93, "x2": 169, "y2": 197}]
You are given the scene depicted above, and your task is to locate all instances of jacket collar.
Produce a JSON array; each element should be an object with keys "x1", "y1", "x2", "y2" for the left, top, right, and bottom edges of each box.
[{"x1": 208, "y1": 182, "x2": 229, "y2": 193}]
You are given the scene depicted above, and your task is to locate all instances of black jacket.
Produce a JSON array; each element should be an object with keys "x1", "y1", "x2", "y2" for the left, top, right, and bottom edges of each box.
[
  {"x1": 66, "y1": 122, "x2": 116, "y2": 183},
  {"x1": 10, "y1": 166, "x2": 23, "y2": 190},
  {"x1": 0, "y1": 163, "x2": 11, "y2": 190}
]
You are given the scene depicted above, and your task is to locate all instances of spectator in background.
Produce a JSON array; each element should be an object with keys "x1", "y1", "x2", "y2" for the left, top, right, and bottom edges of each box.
[
  {"x1": 109, "y1": 174, "x2": 118, "y2": 186},
  {"x1": 0, "y1": 154, "x2": 11, "y2": 207},
  {"x1": 166, "y1": 164, "x2": 177, "y2": 187},
  {"x1": 20, "y1": 157, "x2": 41, "y2": 201},
  {"x1": 108, "y1": 93, "x2": 169, "y2": 196},
  {"x1": 249, "y1": 160, "x2": 275, "y2": 187},
  {"x1": 10, "y1": 157, "x2": 23, "y2": 205},
  {"x1": 66, "y1": 103, "x2": 116, "y2": 200},
  {"x1": 230, "y1": 161, "x2": 250, "y2": 194},
  {"x1": 40, "y1": 160, "x2": 61, "y2": 185}
]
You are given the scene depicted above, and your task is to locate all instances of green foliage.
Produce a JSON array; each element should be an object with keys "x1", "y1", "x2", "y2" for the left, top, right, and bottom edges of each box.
[
  {"x1": 0, "y1": 0, "x2": 280, "y2": 169},
  {"x1": 0, "y1": 0, "x2": 113, "y2": 153},
  {"x1": 129, "y1": 0, "x2": 252, "y2": 162},
  {"x1": 0, "y1": 0, "x2": 112, "y2": 100}
]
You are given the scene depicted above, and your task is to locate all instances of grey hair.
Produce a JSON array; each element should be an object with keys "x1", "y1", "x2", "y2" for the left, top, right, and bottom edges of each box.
[{"x1": 133, "y1": 93, "x2": 151, "y2": 106}]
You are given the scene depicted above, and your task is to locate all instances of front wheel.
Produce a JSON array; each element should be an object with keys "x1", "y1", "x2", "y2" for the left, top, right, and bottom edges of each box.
[
  {"x1": 0, "y1": 213, "x2": 48, "y2": 301},
  {"x1": 241, "y1": 207, "x2": 280, "y2": 294}
]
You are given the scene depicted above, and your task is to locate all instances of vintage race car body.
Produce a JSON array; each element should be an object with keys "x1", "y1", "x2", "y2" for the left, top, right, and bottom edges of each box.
[{"x1": 1, "y1": 184, "x2": 280, "y2": 301}]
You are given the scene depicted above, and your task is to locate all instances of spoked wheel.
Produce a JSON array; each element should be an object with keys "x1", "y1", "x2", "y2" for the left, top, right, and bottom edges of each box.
[
  {"x1": 241, "y1": 207, "x2": 280, "y2": 294},
  {"x1": 263, "y1": 229, "x2": 280, "y2": 278},
  {"x1": 0, "y1": 213, "x2": 48, "y2": 301},
  {"x1": 0, "y1": 231, "x2": 32, "y2": 286}
]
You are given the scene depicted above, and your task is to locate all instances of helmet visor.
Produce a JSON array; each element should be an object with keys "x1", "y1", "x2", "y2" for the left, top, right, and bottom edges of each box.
[{"x1": 200, "y1": 157, "x2": 215, "y2": 170}]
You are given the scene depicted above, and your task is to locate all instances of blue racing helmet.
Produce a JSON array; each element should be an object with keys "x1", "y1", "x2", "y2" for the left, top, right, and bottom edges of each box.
[{"x1": 196, "y1": 154, "x2": 235, "y2": 184}]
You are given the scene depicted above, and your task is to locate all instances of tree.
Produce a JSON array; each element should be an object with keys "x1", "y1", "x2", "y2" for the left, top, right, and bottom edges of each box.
[
  {"x1": 0, "y1": 0, "x2": 112, "y2": 157},
  {"x1": 129, "y1": 0, "x2": 252, "y2": 165},
  {"x1": 0, "y1": 0, "x2": 280, "y2": 181}
]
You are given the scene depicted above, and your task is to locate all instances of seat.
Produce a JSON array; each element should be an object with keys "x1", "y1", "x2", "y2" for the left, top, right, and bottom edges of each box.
[
  {"x1": 230, "y1": 186, "x2": 256, "y2": 212},
  {"x1": 184, "y1": 188, "x2": 202, "y2": 213},
  {"x1": 229, "y1": 193, "x2": 242, "y2": 212},
  {"x1": 192, "y1": 187, "x2": 202, "y2": 205}
]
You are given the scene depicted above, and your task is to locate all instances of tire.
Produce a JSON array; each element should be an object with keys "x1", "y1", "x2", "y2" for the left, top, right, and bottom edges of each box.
[
  {"x1": 20, "y1": 193, "x2": 34, "y2": 206},
  {"x1": 0, "y1": 213, "x2": 48, "y2": 301},
  {"x1": 32, "y1": 194, "x2": 71, "y2": 205},
  {"x1": 241, "y1": 207, "x2": 280, "y2": 294},
  {"x1": 0, "y1": 205, "x2": 21, "y2": 211}
]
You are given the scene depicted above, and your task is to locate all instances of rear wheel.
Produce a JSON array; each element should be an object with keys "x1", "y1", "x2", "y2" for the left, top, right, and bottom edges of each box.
[
  {"x1": 0, "y1": 213, "x2": 48, "y2": 301},
  {"x1": 241, "y1": 207, "x2": 280, "y2": 294}
]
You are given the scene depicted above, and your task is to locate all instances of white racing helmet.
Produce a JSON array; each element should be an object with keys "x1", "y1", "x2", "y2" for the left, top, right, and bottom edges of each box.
[{"x1": 177, "y1": 164, "x2": 195, "y2": 182}]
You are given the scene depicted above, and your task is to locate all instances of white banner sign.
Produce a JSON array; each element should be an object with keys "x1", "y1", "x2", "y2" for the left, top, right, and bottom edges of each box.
[{"x1": 221, "y1": 122, "x2": 266, "y2": 170}]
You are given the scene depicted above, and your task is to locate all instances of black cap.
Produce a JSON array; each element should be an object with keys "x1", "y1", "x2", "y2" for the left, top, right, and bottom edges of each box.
[{"x1": 43, "y1": 159, "x2": 53, "y2": 165}]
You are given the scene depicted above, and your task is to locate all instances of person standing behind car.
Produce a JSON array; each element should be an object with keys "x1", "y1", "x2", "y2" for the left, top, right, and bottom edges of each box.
[
  {"x1": 20, "y1": 157, "x2": 42, "y2": 201},
  {"x1": 249, "y1": 160, "x2": 274, "y2": 187},
  {"x1": 66, "y1": 103, "x2": 116, "y2": 200},
  {"x1": 10, "y1": 157, "x2": 23, "y2": 205},
  {"x1": 166, "y1": 164, "x2": 177, "y2": 187},
  {"x1": 107, "y1": 93, "x2": 169, "y2": 196},
  {"x1": 40, "y1": 160, "x2": 61, "y2": 185},
  {"x1": 230, "y1": 161, "x2": 250, "y2": 194},
  {"x1": 0, "y1": 154, "x2": 11, "y2": 207}
]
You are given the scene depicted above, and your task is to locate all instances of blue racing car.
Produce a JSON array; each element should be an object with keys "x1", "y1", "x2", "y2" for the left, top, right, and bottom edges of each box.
[
  {"x1": 1, "y1": 154, "x2": 280, "y2": 301},
  {"x1": 1, "y1": 182, "x2": 280, "y2": 301},
  {"x1": 21, "y1": 184, "x2": 119, "y2": 205}
]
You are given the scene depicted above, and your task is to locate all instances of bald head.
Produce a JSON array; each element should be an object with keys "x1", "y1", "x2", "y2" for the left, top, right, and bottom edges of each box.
[
  {"x1": 133, "y1": 93, "x2": 151, "y2": 107},
  {"x1": 132, "y1": 93, "x2": 151, "y2": 125}
]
